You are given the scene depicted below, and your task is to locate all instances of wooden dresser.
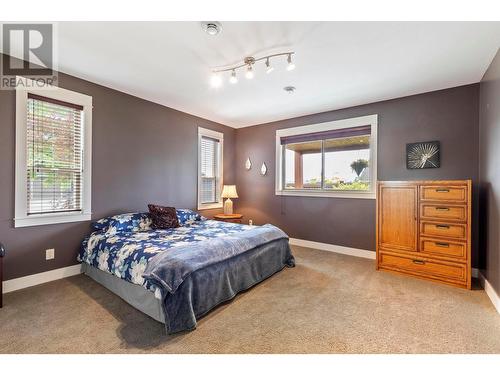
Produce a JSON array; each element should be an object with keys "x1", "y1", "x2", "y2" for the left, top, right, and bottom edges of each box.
[{"x1": 376, "y1": 180, "x2": 471, "y2": 289}]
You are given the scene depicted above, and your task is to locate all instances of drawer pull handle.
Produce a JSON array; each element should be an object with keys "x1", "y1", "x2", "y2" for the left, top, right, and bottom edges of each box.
[
  {"x1": 435, "y1": 242, "x2": 450, "y2": 248},
  {"x1": 436, "y1": 224, "x2": 450, "y2": 229},
  {"x1": 413, "y1": 259, "x2": 425, "y2": 265},
  {"x1": 436, "y1": 189, "x2": 450, "y2": 193},
  {"x1": 435, "y1": 207, "x2": 450, "y2": 211}
]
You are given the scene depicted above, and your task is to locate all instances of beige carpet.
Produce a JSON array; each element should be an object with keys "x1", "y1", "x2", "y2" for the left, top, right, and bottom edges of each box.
[{"x1": 1, "y1": 245, "x2": 499, "y2": 354}]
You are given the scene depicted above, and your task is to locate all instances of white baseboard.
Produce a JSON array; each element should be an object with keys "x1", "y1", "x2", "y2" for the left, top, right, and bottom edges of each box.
[
  {"x1": 2, "y1": 264, "x2": 83, "y2": 294},
  {"x1": 479, "y1": 272, "x2": 500, "y2": 315},
  {"x1": 289, "y1": 238, "x2": 376, "y2": 259}
]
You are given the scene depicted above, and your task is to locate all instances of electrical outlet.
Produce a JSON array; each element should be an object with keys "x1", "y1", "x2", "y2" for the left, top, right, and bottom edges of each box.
[{"x1": 45, "y1": 248, "x2": 55, "y2": 260}]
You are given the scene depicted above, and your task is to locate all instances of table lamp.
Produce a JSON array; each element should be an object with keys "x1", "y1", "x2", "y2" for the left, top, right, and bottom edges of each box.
[{"x1": 221, "y1": 185, "x2": 238, "y2": 215}]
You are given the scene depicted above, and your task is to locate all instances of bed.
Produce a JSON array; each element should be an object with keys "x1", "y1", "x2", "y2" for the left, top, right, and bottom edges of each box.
[{"x1": 78, "y1": 210, "x2": 295, "y2": 334}]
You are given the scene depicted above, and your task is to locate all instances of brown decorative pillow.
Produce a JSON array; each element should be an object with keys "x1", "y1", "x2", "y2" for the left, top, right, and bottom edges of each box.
[{"x1": 147, "y1": 204, "x2": 180, "y2": 229}]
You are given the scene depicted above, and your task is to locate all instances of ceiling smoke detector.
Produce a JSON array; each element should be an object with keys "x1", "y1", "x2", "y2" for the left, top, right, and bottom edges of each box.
[
  {"x1": 202, "y1": 22, "x2": 222, "y2": 36},
  {"x1": 283, "y1": 86, "x2": 296, "y2": 94}
]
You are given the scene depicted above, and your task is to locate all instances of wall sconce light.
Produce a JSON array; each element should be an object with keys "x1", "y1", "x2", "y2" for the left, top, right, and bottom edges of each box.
[{"x1": 260, "y1": 163, "x2": 267, "y2": 176}]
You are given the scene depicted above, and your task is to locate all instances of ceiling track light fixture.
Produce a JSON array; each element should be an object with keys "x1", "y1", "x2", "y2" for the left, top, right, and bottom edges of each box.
[{"x1": 210, "y1": 52, "x2": 295, "y2": 87}]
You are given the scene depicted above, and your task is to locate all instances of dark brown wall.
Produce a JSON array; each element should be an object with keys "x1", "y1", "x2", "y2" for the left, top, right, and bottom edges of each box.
[
  {"x1": 0, "y1": 66, "x2": 235, "y2": 280},
  {"x1": 479, "y1": 50, "x2": 500, "y2": 295},
  {"x1": 235, "y1": 84, "x2": 480, "y2": 266}
]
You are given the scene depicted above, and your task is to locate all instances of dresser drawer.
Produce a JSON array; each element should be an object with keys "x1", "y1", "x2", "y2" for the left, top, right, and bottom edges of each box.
[
  {"x1": 420, "y1": 221, "x2": 466, "y2": 240},
  {"x1": 420, "y1": 185, "x2": 467, "y2": 203},
  {"x1": 379, "y1": 252, "x2": 466, "y2": 282},
  {"x1": 420, "y1": 237, "x2": 466, "y2": 260},
  {"x1": 420, "y1": 203, "x2": 467, "y2": 222}
]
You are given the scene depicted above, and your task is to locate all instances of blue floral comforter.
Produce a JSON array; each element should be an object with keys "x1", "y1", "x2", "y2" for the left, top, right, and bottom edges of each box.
[{"x1": 78, "y1": 220, "x2": 260, "y2": 295}]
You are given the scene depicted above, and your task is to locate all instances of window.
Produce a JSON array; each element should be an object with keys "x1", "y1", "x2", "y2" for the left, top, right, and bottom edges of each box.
[
  {"x1": 15, "y1": 78, "x2": 92, "y2": 227},
  {"x1": 198, "y1": 127, "x2": 223, "y2": 210},
  {"x1": 276, "y1": 115, "x2": 377, "y2": 199}
]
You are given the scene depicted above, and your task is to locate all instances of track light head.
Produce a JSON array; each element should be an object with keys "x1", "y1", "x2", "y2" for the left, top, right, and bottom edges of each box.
[
  {"x1": 245, "y1": 65, "x2": 254, "y2": 79},
  {"x1": 286, "y1": 54, "x2": 296, "y2": 71},
  {"x1": 229, "y1": 70, "x2": 238, "y2": 84},
  {"x1": 210, "y1": 73, "x2": 222, "y2": 88},
  {"x1": 265, "y1": 58, "x2": 274, "y2": 74}
]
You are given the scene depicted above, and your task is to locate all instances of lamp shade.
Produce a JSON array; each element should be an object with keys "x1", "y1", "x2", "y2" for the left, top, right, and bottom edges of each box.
[{"x1": 221, "y1": 185, "x2": 238, "y2": 199}]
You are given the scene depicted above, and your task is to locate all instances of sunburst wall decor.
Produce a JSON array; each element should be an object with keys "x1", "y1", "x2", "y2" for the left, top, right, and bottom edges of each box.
[{"x1": 406, "y1": 141, "x2": 440, "y2": 169}]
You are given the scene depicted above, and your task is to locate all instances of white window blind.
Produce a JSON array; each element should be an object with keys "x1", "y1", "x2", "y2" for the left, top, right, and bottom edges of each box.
[
  {"x1": 26, "y1": 93, "x2": 84, "y2": 215},
  {"x1": 200, "y1": 136, "x2": 220, "y2": 204}
]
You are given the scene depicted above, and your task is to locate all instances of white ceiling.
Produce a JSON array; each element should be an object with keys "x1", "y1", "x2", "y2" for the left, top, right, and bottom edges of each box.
[{"x1": 5, "y1": 22, "x2": 500, "y2": 128}]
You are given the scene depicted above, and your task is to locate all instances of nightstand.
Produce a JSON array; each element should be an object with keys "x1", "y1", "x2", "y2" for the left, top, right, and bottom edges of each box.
[{"x1": 213, "y1": 214, "x2": 243, "y2": 224}]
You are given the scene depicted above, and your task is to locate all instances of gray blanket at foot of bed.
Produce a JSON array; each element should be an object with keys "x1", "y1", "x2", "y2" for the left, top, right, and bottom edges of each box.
[{"x1": 153, "y1": 238, "x2": 294, "y2": 334}]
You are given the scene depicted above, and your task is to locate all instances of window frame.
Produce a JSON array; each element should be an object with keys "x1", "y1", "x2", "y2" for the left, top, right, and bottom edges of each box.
[
  {"x1": 15, "y1": 77, "x2": 93, "y2": 227},
  {"x1": 275, "y1": 114, "x2": 378, "y2": 199},
  {"x1": 197, "y1": 127, "x2": 224, "y2": 210}
]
